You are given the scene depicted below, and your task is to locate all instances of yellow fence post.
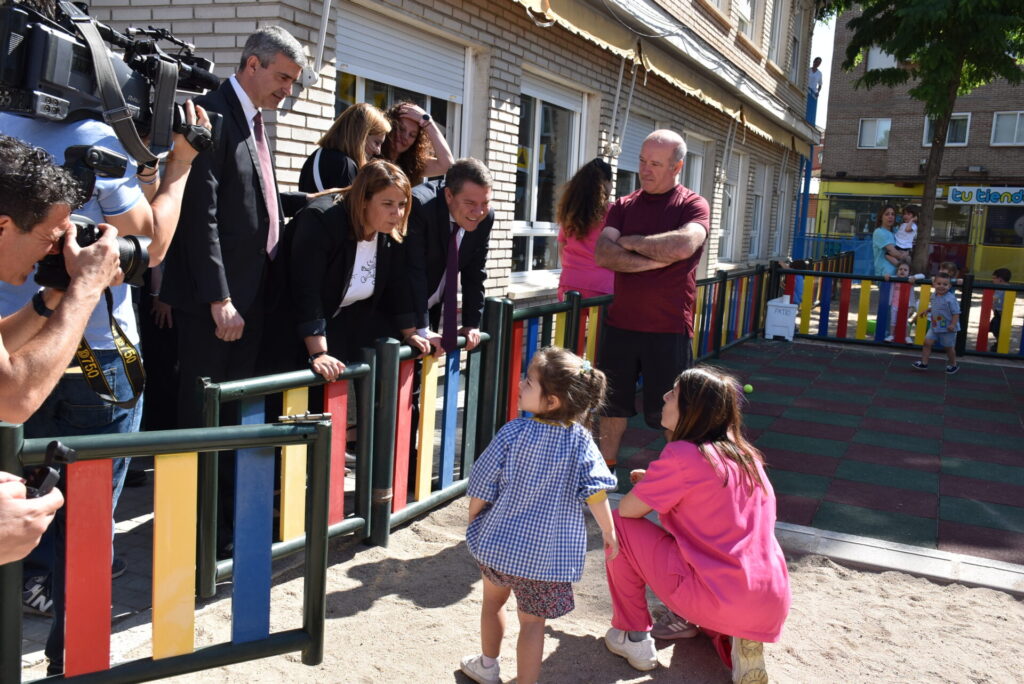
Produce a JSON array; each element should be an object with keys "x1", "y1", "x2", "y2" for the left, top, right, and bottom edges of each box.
[
  {"x1": 280, "y1": 388, "x2": 308, "y2": 541},
  {"x1": 152, "y1": 451, "x2": 198, "y2": 659}
]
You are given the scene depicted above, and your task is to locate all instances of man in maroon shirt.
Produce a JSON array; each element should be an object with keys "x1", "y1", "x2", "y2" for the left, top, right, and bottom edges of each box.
[{"x1": 594, "y1": 130, "x2": 710, "y2": 468}]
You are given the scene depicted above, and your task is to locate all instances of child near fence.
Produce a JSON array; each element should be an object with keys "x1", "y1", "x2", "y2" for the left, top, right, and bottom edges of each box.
[
  {"x1": 989, "y1": 268, "x2": 1012, "y2": 351},
  {"x1": 461, "y1": 347, "x2": 617, "y2": 684},
  {"x1": 893, "y1": 204, "x2": 919, "y2": 261},
  {"x1": 884, "y1": 261, "x2": 923, "y2": 343},
  {"x1": 913, "y1": 273, "x2": 960, "y2": 374}
]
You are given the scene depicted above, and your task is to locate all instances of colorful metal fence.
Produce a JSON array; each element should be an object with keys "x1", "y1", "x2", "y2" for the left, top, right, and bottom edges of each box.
[{"x1": 0, "y1": 421, "x2": 332, "y2": 683}]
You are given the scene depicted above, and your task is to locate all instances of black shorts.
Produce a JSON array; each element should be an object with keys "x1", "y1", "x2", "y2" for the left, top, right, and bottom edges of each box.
[{"x1": 600, "y1": 324, "x2": 692, "y2": 429}]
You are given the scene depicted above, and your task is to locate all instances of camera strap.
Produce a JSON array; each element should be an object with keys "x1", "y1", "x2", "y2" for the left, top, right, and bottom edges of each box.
[
  {"x1": 60, "y1": 1, "x2": 159, "y2": 167},
  {"x1": 73, "y1": 289, "x2": 146, "y2": 408}
]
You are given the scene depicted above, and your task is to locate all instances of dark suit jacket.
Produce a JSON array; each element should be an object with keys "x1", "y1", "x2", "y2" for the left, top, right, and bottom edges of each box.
[
  {"x1": 289, "y1": 195, "x2": 415, "y2": 343},
  {"x1": 162, "y1": 80, "x2": 301, "y2": 316},
  {"x1": 407, "y1": 180, "x2": 493, "y2": 330},
  {"x1": 297, "y1": 148, "x2": 358, "y2": 193}
]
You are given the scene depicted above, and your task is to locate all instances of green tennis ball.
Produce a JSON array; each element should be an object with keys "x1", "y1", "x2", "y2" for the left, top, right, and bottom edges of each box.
[{"x1": 743, "y1": 384, "x2": 754, "y2": 394}]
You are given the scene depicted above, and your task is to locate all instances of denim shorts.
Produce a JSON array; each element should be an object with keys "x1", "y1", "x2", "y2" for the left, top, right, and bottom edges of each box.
[
  {"x1": 925, "y1": 328, "x2": 957, "y2": 348},
  {"x1": 479, "y1": 563, "x2": 574, "y2": 619}
]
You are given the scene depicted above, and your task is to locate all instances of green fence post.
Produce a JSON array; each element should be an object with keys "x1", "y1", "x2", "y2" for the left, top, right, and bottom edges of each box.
[
  {"x1": 477, "y1": 298, "x2": 505, "y2": 454},
  {"x1": 370, "y1": 338, "x2": 400, "y2": 547},
  {"x1": 357, "y1": 347, "x2": 376, "y2": 539},
  {"x1": 301, "y1": 420, "x2": 332, "y2": 666},
  {"x1": 0, "y1": 423, "x2": 24, "y2": 684},
  {"x1": 956, "y1": 273, "x2": 974, "y2": 357},
  {"x1": 564, "y1": 290, "x2": 582, "y2": 350},
  {"x1": 197, "y1": 378, "x2": 221, "y2": 599},
  {"x1": 713, "y1": 269, "x2": 728, "y2": 358}
]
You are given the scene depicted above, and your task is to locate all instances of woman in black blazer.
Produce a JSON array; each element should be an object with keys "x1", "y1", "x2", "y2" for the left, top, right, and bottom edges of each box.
[
  {"x1": 290, "y1": 160, "x2": 432, "y2": 381},
  {"x1": 298, "y1": 102, "x2": 390, "y2": 193}
]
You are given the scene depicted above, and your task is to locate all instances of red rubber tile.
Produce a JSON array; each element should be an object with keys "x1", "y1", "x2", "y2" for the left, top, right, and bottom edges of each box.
[
  {"x1": 940, "y1": 474, "x2": 1024, "y2": 508},
  {"x1": 941, "y1": 442, "x2": 1021, "y2": 467},
  {"x1": 938, "y1": 520, "x2": 1024, "y2": 565},
  {"x1": 942, "y1": 415, "x2": 1024, "y2": 437},
  {"x1": 746, "y1": 381, "x2": 805, "y2": 396},
  {"x1": 824, "y1": 478, "x2": 937, "y2": 518},
  {"x1": 844, "y1": 443, "x2": 941, "y2": 473},
  {"x1": 870, "y1": 395, "x2": 940, "y2": 414},
  {"x1": 860, "y1": 417, "x2": 937, "y2": 439},
  {"x1": 791, "y1": 396, "x2": 869, "y2": 416},
  {"x1": 763, "y1": 366, "x2": 821, "y2": 379},
  {"x1": 943, "y1": 394, "x2": 1002, "y2": 411},
  {"x1": 951, "y1": 378, "x2": 1011, "y2": 393},
  {"x1": 808, "y1": 380, "x2": 876, "y2": 396},
  {"x1": 763, "y1": 448, "x2": 839, "y2": 477},
  {"x1": 775, "y1": 494, "x2": 820, "y2": 526},
  {"x1": 768, "y1": 418, "x2": 857, "y2": 442},
  {"x1": 744, "y1": 401, "x2": 787, "y2": 417}
]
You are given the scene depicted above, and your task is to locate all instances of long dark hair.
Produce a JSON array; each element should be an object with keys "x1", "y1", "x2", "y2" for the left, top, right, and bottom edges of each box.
[
  {"x1": 668, "y1": 366, "x2": 765, "y2": 492},
  {"x1": 381, "y1": 101, "x2": 432, "y2": 187},
  {"x1": 556, "y1": 158, "x2": 612, "y2": 241},
  {"x1": 875, "y1": 203, "x2": 897, "y2": 228}
]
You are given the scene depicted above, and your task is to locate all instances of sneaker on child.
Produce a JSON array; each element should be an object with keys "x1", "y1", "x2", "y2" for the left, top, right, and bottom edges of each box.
[
  {"x1": 459, "y1": 654, "x2": 500, "y2": 684},
  {"x1": 945, "y1": 364, "x2": 960, "y2": 375},
  {"x1": 650, "y1": 610, "x2": 698, "y2": 640},
  {"x1": 604, "y1": 627, "x2": 658, "y2": 671}
]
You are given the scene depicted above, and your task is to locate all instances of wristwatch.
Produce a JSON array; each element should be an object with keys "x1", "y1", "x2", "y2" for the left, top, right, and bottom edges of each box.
[
  {"x1": 308, "y1": 351, "x2": 327, "y2": 365},
  {"x1": 420, "y1": 113, "x2": 431, "y2": 127}
]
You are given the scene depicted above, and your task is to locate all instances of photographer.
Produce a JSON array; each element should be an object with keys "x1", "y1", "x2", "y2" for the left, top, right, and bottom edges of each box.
[{"x1": 0, "y1": 135, "x2": 121, "y2": 558}]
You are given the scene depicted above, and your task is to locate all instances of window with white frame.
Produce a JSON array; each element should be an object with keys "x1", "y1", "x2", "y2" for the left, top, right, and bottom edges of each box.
[
  {"x1": 865, "y1": 47, "x2": 898, "y2": 71},
  {"x1": 684, "y1": 137, "x2": 707, "y2": 198},
  {"x1": 718, "y1": 152, "x2": 746, "y2": 262},
  {"x1": 748, "y1": 163, "x2": 770, "y2": 259},
  {"x1": 615, "y1": 114, "x2": 655, "y2": 199},
  {"x1": 772, "y1": 170, "x2": 793, "y2": 256},
  {"x1": 788, "y1": 7, "x2": 804, "y2": 82},
  {"x1": 858, "y1": 118, "x2": 891, "y2": 149},
  {"x1": 512, "y1": 76, "x2": 583, "y2": 282},
  {"x1": 767, "y1": 0, "x2": 785, "y2": 64},
  {"x1": 991, "y1": 111, "x2": 1024, "y2": 146},
  {"x1": 736, "y1": 0, "x2": 756, "y2": 38},
  {"x1": 923, "y1": 113, "x2": 970, "y2": 147}
]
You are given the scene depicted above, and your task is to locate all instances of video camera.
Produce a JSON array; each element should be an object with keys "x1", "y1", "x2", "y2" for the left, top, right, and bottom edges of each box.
[{"x1": 0, "y1": 0, "x2": 216, "y2": 162}]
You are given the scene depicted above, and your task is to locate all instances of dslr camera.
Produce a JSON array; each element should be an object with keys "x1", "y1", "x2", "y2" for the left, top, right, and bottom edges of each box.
[{"x1": 35, "y1": 215, "x2": 149, "y2": 290}]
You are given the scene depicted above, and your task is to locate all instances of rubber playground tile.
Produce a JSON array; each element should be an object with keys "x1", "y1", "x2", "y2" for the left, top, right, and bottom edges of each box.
[
  {"x1": 941, "y1": 456, "x2": 1024, "y2": 488},
  {"x1": 745, "y1": 390, "x2": 797, "y2": 406},
  {"x1": 943, "y1": 427, "x2": 1021, "y2": 452},
  {"x1": 790, "y1": 396, "x2": 869, "y2": 416},
  {"x1": 868, "y1": 394, "x2": 938, "y2": 415},
  {"x1": 824, "y1": 478, "x2": 937, "y2": 519},
  {"x1": 748, "y1": 372, "x2": 812, "y2": 387},
  {"x1": 941, "y1": 441, "x2": 1020, "y2": 468},
  {"x1": 852, "y1": 429, "x2": 940, "y2": 455},
  {"x1": 943, "y1": 404, "x2": 1022, "y2": 425},
  {"x1": 843, "y1": 442, "x2": 941, "y2": 473},
  {"x1": 743, "y1": 401, "x2": 788, "y2": 417},
  {"x1": 939, "y1": 474, "x2": 1024, "y2": 508},
  {"x1": 958, "y1": 364, "x2": 1012, "y2": 380},
  {"x1": 781, "y1": 406, "x2": 862, "y2": 428},
  {"x1": 744, "y1": 428, "x2": 764, "y2": 442},
  {"x1": 812, "y1": 501, "x2": 936, "y2": 548},
  {"x1": 942, "y1": 414, "x2": 1024, "y2": 437},
  {"x1": 801, "y1": 381, "x2": 876, "y2": 398},
  {"x1": 942, "y1": 393, "x2": 1006, "y2": 412},
  {"x1": 743, "y1": 381, "x2": 805, "y2": 396},
  {"x1": 859, "y1": 417, "x2": 938, "y2": 440},
  {"x1": 743, "y1": 413, "x2": 776, "y2": 430},
  {"x1": 864, "y1": 405, "x2": 944, "y2": 426},
  {"x1": 620, "y1": 429, "x2": 661, "y2": 448},
  {"x1": 763, "y1": 448, "x2": 840, "y2": 478},
  {"x1": 949, "y1": 377, "x2": 1013, "y2": 394},
  {"x1": 767, "y1": 418, "x2": 857, "y2": 442},
  {"x1": 884, "y1": 378, "x2": 950, "y2": 395},
  {"x1": 941, "y1": 386, "x2": 1005, "y2": 402},
  {"x1": 764, "y1": 359, "x2": 825, "y2": 375},
  {"x1": 765, "y1": 468, "x2": 830, "y2": 499},
  {"x1": 938, "y1": 520, "x2": 1024, "y2": 565},
  {"x1": 834, "y1": 459, "x2": 939, "y2": 494},
  {"x1": 619, "y1": 448, "x2": 662, "y2": 471},
  {"x1": 820, "y1": 371, "x2": 885, "y2": 386},
  {"x1": 756, "y1": 431, "x2": 848, "y2": 459},
  {"x1": 775, "y1": 494, "x2": 820, "y2": 526},
  {"x1": 940, "y1": 496, "x2": 1024, "y2": 534}
]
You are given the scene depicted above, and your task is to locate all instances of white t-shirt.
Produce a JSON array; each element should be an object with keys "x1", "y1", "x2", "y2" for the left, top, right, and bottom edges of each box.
[
  {"x1": 336, "y1": 239, "x2": 377, "y2": 312},
  {"x1": 894, "y1": 221, "x2": 917, "y2": 249},
  {"x1": 807, "y1": 69, "x2": 823, "y2": 95}
]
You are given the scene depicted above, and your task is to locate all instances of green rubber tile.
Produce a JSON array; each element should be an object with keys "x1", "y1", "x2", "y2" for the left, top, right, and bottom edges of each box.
[
  {"x1": 767, "y1": 468, "x2": 830, "y2": 499},
  {"x1": 756, "y1": 431, "x2": 847, "y2": 458},
  {"x1": 716, "y1": 360, "x2": 762, "y2": 372},
  {"x1": 822, "y1": 371, "x2": 884, "y2": 386},
  {"x1": 747, "y1": 391, "x2": 796, "y2": 406},
  {"x1": 781, "y1": 407, "x2": 862, "y2": 428},
  {"x1": 864, "y1": 406, "x2": 944, "y2": 426},
  {"x1": 813, "y1": 501, "x2": 936, "y2": 547},
  {"x1": 940, "y1": 496, "x2": 1024, "y2": 534},
  {"x1": 769, "y1": 359, "x2": 826, "y2": 372},
  {"x1": 941, "y1": 457, "x2": 1024, "y2": 487},
  {"x1": 749, "y1": 372, "x2": 810, "y2": 387},
  {"x1": 852, "y1": 430, "x2": 940, "y2": 455},
  {"x1": 947, "y1": 405, "x2": 1022, "y2": 425},
  {"x1": 744, "y1": 413, "x2": 776, "y2": 430},
  {"x1": 834, "y1": 459, "x2": 939, "y2": 494},
  {"x1": 873, "y1": 386, "x2": 944, "y2": 402},
  {"x1": 879, "y1": 373, "x2": 939, "y2": 388},
  {"x1": 943, "y1": 427, "x2": 1021, "y2": 451},
  {"x1": 801, "y1": 386, "x2": 871, "y2": 403},
  {"x1": 945, "y1": 387, "x2": 1005, "y2": 402}
]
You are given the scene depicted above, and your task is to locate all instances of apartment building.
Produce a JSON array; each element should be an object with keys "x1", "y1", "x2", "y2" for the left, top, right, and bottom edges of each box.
[
  {"x1": 818, "y1": 10, "x2": 1024, "y2": 278},
  {"x1": 90, "y1": 0, "x2": 819, "y2": 300}
]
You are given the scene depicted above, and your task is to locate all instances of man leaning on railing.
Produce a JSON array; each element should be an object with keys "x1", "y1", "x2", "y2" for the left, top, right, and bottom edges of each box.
[{"x1": 0, "y1": 135, "x2": 122, "y2": 562}]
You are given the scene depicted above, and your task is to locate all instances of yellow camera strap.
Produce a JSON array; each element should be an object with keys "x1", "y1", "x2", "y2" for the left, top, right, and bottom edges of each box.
[{"x1": 73, "y1": 288, "x2": 146, "y2": 408}]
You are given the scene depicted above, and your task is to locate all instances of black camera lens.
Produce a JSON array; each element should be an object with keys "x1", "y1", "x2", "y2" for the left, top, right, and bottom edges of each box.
[{"x1": 35, "y1": 216, "x2": 150, "y2": 290}]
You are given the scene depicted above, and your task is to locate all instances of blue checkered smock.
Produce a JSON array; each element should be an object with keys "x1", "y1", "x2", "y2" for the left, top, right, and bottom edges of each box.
[{"x1": 466, "y1": 418, "x2": 616, "y2": 582}]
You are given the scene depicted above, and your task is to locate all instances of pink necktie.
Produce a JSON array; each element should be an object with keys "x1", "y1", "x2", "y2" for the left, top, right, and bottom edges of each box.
[{"x1": 253, "y1": 111, "x2": 279, "y2": 259}]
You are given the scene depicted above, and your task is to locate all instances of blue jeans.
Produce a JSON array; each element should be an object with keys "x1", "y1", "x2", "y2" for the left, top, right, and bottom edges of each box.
[{"x1": 19, "y1": 349, "x2": 144, "y2": 669}]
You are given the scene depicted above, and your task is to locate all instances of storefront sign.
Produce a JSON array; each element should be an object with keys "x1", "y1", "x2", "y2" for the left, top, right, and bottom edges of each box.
[{"x1": 949, "y1": 186, "x2": 1024, "y2": 206}]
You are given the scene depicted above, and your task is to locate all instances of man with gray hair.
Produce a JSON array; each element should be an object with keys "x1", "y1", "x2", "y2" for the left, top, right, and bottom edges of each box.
[{"x1": 594, "y1": 129, "x2": 710, "y2": 472}]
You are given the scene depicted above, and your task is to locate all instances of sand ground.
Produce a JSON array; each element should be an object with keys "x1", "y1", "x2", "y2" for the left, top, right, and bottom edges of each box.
[{"x1": 91, "y1": 497, "x2": 1024, "y2": 684}]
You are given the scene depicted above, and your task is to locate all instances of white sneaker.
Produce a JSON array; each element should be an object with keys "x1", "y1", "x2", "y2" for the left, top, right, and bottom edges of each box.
[
  {"x1": 731, "y1": 637, "x2": 768, "y2": 684},
  {"x1": 460, "y1": 654, "x2": 500, "y2": 684},
  {"x1": 604, "y1": 627, "x2": 657, "y2": 671}
]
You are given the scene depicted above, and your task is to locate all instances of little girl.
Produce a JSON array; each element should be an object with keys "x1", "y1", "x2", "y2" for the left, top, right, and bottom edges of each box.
[
  {"x1": 884, "y1": 261, "x2": 921, "y2": 343},
  {"x1": 603, "y1": 366, "x2": 790, "y2": 683},
  {"x1": 462, "y1": 347, "x2": 617, "y2": 684}
]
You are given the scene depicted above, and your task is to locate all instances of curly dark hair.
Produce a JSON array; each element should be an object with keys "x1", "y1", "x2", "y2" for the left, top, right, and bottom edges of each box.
[
  {"x1": 556, "y1": 158, "x2": 612, "y2": 241},
  {"x1": 381, "y1": 101, "x2": 432, "y2": 187},
  {"x1": 0, "y1": 135, "x2": 83, "y2": 231}
]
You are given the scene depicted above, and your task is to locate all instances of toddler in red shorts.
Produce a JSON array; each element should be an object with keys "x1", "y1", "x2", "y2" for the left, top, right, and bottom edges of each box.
[{"x1": 461, "y1": 348, "x2": 618, "y2": 684}]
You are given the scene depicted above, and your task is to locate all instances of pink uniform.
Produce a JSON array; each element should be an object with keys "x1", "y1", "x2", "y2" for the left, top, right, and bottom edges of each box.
[
  {"x1": 557, "y1": 217, "x2": 614, "y2": 300},
  {"x1": 606, "y1": 441, "x2": 790, "y2": 643}
]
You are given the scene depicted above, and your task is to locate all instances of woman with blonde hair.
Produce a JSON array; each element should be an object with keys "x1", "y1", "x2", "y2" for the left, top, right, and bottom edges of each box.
[
  {"x1": 290, "y1": 160, "x2": 431, "y2": 380},
  {"x1": 381, "y1": 101, "x2": 454, "y2": 187},
  {"x1": 299, "y1": 102, "x2": 391, "y2": 193}
]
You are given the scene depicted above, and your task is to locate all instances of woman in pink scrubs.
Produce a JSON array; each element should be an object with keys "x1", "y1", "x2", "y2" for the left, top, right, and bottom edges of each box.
[{"x1": 603, "y1": 367, "x2": 790, "y2": 683}]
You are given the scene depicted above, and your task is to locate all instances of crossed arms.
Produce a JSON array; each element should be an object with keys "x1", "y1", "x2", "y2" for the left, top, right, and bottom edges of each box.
[{"x1": 594, "y1": 222, "x2": 707, "y2": 272}]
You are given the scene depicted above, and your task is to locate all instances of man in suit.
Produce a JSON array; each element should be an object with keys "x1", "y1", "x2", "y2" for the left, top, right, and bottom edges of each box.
[
  {"x1": 162, "y1": 26, "x2": 306, "y2": 422},
  {"x1": 407, "y1": 158, "x2": 495, "y2": 353}
]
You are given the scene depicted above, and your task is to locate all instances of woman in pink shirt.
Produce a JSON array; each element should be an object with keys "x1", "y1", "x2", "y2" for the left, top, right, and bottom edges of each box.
[
  {"x1": 557, "y1": 158, "x2": 614, "y2": 300},
  {"x1": 603, "y1": 367, "x2": 790, "y2": 683}
]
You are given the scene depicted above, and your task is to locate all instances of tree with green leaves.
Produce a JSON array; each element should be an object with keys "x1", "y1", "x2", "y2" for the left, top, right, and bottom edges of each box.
[{"x1": 815, "y1": 0, "x2": 1024, "y2": 272}]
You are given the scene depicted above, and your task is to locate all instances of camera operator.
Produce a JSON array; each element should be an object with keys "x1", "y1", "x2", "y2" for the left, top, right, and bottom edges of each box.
[{"x1": 0, "y1": 135, "x2": 121, "y2": 561}]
